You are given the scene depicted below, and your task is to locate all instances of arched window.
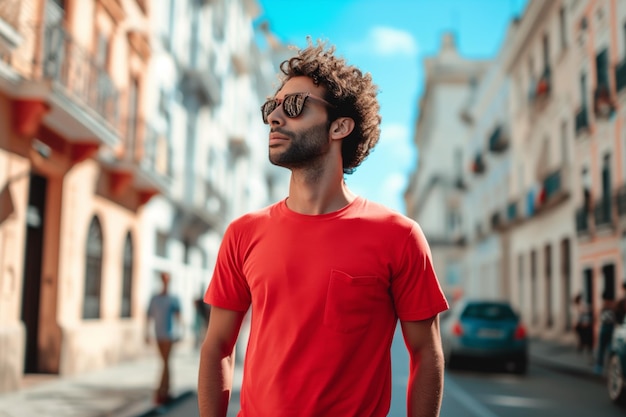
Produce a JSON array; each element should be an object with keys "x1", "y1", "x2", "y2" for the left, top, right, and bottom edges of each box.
[
  {"x1": 121, "y1": 232, "x2": 133, "y2": 318},
  {"x1": 83, "y1": 216, "x2": 103, "y2": 319}
]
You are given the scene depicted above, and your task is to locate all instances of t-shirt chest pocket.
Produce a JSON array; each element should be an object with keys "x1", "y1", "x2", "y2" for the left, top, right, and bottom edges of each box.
[{"x1": 323, "y1": 269, "x2": 388, "y2": 333}]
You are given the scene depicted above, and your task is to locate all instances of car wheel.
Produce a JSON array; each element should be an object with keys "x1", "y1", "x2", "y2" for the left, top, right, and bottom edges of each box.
[{"x1": 607, "y1": 354, "x2": 626, "y2": 405}]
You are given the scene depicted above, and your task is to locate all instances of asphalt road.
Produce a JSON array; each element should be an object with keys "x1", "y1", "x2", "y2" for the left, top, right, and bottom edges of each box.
[{"x1": 152, "y1": 327, "x2": 626, "y2": 417}]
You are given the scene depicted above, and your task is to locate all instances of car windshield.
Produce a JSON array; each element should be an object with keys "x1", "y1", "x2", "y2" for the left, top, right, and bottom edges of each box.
[{"x1": 461, "y1": 303, "x2": 517, "y2": 321}]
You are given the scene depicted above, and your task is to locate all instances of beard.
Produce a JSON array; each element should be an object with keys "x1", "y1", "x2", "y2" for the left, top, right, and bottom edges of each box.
[{"x1": 269, "y1": 121, "x2": 331, "y2": 169}]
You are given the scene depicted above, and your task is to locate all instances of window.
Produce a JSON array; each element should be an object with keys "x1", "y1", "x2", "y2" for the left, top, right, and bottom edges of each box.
[
  {"x1": 545, "y1": 244, "x2": 553, "y2": 328},
  {"x1": 83, "y1": 216, "x2": 103, "y2": 319},
  {"x1": 121, "y1": 233, "x2": 133, "y2": 318},
  {"x1": 596, "y1": 49, "x2": 610, "y2": 88},
  {"x1": 530, "y1": 249, "x2": 538, "y2": 325}
]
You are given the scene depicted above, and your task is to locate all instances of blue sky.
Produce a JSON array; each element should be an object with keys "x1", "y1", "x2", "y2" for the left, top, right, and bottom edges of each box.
[{"x1": 255, "y1": 0, "x2": 528, "y2": 213}]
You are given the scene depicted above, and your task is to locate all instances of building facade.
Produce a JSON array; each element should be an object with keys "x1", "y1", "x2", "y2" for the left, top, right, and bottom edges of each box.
[
  {"x1": 0, "y1": 0, "x2": 288, "y2": 393},
  {"x1": 404, "y1": 33, "x2": 488, "y2": 301},
  {"x1": 407, "y1": 0, "x2": 626, "y2": 345}
]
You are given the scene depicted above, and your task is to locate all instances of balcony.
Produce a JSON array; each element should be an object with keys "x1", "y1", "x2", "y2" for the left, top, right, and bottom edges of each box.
[
  {"x1": 593, "y1": 196, "x2": 613, "y2": 228},
  {"x1": 575, "y1": 107, "x2": 589, "y2": 135},
  {"x1": 470, "y1": 153, "x2": 486, "y2": 175},
  {"x1": 529, "y1": 67, "x2": 551, "y2": 103},
  {"x1": 575, "y1": 206, "x2": 590, "y2": 234},
  {"x1": 490, "y1": 210, "x2": 502, "y2": 230},
  {"x1": 9, "y1": 21, "x2": 122, "y2": 148},
  {"x1": 101, "y1": 117, "x2": 171, "y2": 201},
  {"x1": 488, "y1": 125, "x2": 509, "y2": 153},
  {"x1": 535, "y1": 165, "x2": 571, "y2": 211},
  {"x1": 594, "y1": 84, "x2": 616, "y2": 119},
  {"x1": 507, "y1": 199, "x2": 519, "y2": 222}
]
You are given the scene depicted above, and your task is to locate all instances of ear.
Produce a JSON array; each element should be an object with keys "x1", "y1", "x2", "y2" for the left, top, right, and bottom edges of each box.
[{"x1": 329, "y1": 117, "x2": 355, "y2": 141}]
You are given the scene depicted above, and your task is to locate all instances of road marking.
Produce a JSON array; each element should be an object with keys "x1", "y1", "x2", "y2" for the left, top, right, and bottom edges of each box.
[
  {"x1": 445, "y1": 377, "x2": 500, "y2": 417},
  {"x1": 483, "y1": 394, "x2": 552, "y2": 408}
]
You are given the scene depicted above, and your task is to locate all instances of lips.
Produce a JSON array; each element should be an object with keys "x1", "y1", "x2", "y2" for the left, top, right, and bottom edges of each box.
[{"x1": 269, "y1": 133, "x2": 289, "y2": 146}]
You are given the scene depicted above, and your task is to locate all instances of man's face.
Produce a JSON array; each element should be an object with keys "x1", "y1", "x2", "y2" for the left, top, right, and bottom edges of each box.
[{"x1": 265, "y1": 76, "x2": 332, "y2": 169}]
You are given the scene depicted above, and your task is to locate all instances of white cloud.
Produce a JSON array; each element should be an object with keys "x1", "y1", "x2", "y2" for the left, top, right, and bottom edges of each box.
[
  {"x1": 378, "y1": 122, "x2": 415, "y2": 169},
  {"x1": 369, "y1": 26, "x2": 418, "y2": 57},
  {"x1": 346, "y1": 26, "x2": 418, "y2": 58}
]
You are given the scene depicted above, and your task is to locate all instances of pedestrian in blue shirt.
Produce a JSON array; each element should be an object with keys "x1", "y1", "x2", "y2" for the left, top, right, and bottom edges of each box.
[{"x1": 146, "y1": 272, "x2": 182, "y2": 405}]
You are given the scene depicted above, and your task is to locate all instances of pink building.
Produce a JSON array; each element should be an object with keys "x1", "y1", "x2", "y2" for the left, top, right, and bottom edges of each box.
[{"x1": 0, "y1": 0, "x2": 166, "y2": 392}]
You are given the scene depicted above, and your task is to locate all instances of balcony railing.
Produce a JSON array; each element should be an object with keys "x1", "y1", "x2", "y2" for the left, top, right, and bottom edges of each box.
[
  {"x1": 616, "y1": 185, "x2": 626, "y2": 217},
  {"x1": 594, "y1": 83, "x2": 616, "y2": 119},
  {"x1": 529, "y1": 67, "x2": 551, "y2": 102},
  {"x1": 507, "y1": 199, "x2": 519, "y2": 221},
  {"x1": 575, "y1": 206, "x2": 590, "y2": 234},
  {"x1": 575, "y1": 107, "x2": 589, "y2": 135},
  {"x1": 471, "y1": 153, "x2": 486, "y2": 174},
  {"x1": 593, "y1": 196, "x2": 612, "y2": 227},
  {"x1": 488, "y1": 125, "x2": 509, "y2": 153},
  {"x1": 38, "y1": 24, "x2": 120, "y2": 129}
]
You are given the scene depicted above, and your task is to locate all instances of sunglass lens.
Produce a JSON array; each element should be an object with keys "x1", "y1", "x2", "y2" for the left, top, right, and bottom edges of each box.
[
  {"x1": 283, "y1": 93, "x2": 306, "y2": 118},
  {"x1": 261, "y1": 100, "x2": 277, "y2": 124}
]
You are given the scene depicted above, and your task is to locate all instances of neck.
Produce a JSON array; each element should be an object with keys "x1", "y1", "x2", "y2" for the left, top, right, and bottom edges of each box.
[{"x1": 286, "y1": 170, "x2": 356, "y2": 215}]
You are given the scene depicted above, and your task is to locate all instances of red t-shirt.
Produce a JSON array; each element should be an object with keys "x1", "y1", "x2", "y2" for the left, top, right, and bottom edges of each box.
[{"x1": 206, "y1": 197, "x2": 448, "y2": 417}]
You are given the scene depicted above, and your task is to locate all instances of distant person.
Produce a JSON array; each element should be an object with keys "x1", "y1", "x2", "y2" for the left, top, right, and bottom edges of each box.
[
  {"x1": 614, "y1": 281, "x2": 626, "y2": 326},
  {"x1": 198, "y1": 38, "x2": 449, "y2": 417},
  {"x1": 146, "y1": 272, "x2": 182, "y2": 405},
  {"x1": 573, "y1": 292, "x2": 593, "y2": 355},
  {"x1": 595, "y1": 293, "x2": 616, "y2": 374}
]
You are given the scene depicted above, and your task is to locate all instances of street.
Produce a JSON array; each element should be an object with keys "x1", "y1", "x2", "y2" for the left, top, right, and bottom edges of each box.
[{"x1": 153, "y1": 327, "x2": 625, "y2": 417}]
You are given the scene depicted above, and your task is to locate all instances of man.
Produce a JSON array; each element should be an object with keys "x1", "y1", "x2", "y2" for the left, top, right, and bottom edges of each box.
[
  {"x1": 615, "y1": 281, "x2": 626, "y2": 326},
  {"x1": 198, "y1": 39, "x2": 449, "y2": 417},
  {"x1": 146, "y1": 271, "x2": 182, "y2": 405}
]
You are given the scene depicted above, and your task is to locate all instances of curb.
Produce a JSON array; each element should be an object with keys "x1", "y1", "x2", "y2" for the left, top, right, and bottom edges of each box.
[{"x1": 530, "y1": 356, "x2": 606, "y2": 382}]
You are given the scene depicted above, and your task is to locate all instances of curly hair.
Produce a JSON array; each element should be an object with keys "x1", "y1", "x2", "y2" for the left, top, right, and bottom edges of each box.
[{"x1": 276, "y1": 38, "x2": 382, "y2": 175}]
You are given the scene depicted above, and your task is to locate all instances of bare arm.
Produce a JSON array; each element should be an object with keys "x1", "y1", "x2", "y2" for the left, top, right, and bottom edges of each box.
[
  {"x1": 400, "y1": 315, "x2": 445, "y2": 417},
  {"x1": 198, "y1": 306, "x2": 247, "y2": 417}
]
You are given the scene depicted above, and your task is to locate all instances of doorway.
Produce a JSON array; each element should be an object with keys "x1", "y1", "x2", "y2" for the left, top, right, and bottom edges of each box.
[{"x1": 21, "y1": 174, "x2": 47, "y2": 373}]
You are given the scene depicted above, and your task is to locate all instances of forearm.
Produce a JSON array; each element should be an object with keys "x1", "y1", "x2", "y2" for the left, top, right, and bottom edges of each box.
[
  {"x1": 197, "y1": 342, "x2": 236, "y2": 417},
  {"x1": 407, "y1": 348, "x2": 445, "y2": 417}
]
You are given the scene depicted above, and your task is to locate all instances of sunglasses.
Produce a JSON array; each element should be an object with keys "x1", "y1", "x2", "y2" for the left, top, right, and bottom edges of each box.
[{"x1": 261, "y1": 92, "x2": 334, "y2": 124}]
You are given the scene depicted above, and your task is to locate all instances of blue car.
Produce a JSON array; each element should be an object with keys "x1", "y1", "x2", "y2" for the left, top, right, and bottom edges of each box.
[
  {"x1": 608, "y1": 314, "x2": 626, "y2": 405},
  {"x1": 441, "y1": 299, "x2": 528, "y2": 374}
]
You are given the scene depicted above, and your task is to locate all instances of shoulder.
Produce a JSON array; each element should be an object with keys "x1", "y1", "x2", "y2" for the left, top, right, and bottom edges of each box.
[
  {"x1": 228, "y1": 201, "x2": 279, "y2": 231},
  {"x1": 355, "y1": 198, "x2": 424, "y2": 237}
]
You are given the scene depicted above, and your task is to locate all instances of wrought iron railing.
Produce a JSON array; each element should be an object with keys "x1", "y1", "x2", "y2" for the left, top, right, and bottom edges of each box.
[
  {"x1": 593, "y1": 197, "x2": 612, "y2": 227},
  {"x1": 615, "y1": 185, "x2": 626, "y2": 217},
  {"x1": 543, "y1": 168, "x2": 562, "y2": 200},
  {"x1": 575, "y1": 107, "x2": 589, "y2": 135},
  {"x1": 575, "y1": 207, "x2": 589, "y2": 233},
  {"x1": 39, "y1": 24, "x2": 120, "y2": 129}
]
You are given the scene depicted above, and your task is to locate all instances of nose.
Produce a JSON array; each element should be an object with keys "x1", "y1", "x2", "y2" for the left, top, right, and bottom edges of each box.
[{"x1": 266, "y1": 104, "x2": 284, "y2": 126}]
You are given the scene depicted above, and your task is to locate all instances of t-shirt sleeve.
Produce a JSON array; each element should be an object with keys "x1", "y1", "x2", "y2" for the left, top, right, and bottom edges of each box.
[
  {"x1": 204, "y1": 223, "x2": 251, "y2": 312},
  {"x1": 391, "y1": 222, "x2": 449, "y2": 321}
]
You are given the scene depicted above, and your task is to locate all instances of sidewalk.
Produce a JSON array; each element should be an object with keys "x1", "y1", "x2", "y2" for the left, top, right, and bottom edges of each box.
[
  {"x1": 528, "y1": 337, "x2": 605, "y2": 381},
  {"x1": 0, "y1": 343, "x2": 205, "y2": 417},
  {"x1": 0, "y1": 338, "x2": 601, "y2": 417}
]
